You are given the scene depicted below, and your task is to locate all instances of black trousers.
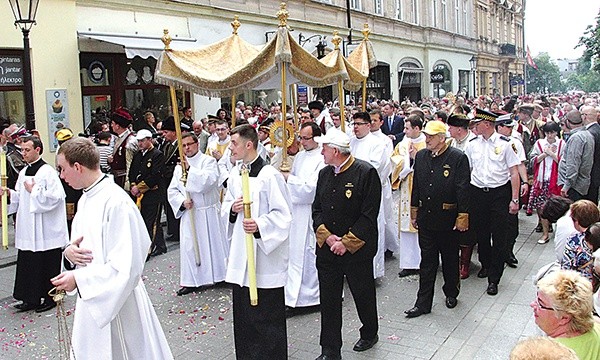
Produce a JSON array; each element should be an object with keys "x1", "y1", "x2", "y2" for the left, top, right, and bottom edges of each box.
[
  {"x1": 568, "y1": 188, "x2": 585, "y2": 202},
  {"x1": 471, "y1": 183, "x2": 511, "y2": 284},
  {"x1": 585, "y1": 184, "x2": 599, "y2": 205},
  {"x1": 232, "y1": 285, "x2": 287, "y2": 360},
  {"x1": 13, "y1": 248, "x2": 62, "y2": 305},
  {"x1": 415, "y1": 228, "x2": 460, "y2": 311},
  {"x1": 316, "y1": 258, "x2": 378, "y2": 356},
  {"x1": 141, "y1": 201, "x2": 166, "y2": 252}
]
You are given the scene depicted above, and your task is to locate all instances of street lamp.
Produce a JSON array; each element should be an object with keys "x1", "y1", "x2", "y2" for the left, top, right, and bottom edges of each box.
[
  {"x1": 8, "y1": 0, "x2": 40, "y2": 130},
  {"x1": 469, "y1": 55, "x2": 477, "y2": 98}
]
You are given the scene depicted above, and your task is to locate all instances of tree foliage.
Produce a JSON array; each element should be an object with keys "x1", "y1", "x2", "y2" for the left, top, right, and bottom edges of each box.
[
  {"x1": 527, "y1": 53, "x2": 563, "y2": 93},
  {"x1": 577, "y1": 9, "x2": 600, "y2": 73}
]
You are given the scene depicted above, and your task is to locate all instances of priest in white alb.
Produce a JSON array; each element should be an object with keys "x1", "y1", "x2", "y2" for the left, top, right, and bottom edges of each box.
[
  {"x1": 52, "y1": 138, "x2": 173, "y2": 359},
  {"x1": 168, "y1": 133, "x2": 228, "y2": 296},
  {"x1": 349, "y1": 111, "x2": 391, "y2": 279},
  {"x1": 391, "y1": 114, "x2": 427, "y2": 278},
  {"x1": 283, "y1": 122, "x2": 326, "y2": 314}
]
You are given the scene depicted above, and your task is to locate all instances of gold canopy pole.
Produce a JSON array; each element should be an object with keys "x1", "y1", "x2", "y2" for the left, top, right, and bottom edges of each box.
[
  {"x1": 231, "y1": 94, "x2": 237, "y2": 127},
  {"x1": 278, "y1": 3, "x2": 291, "y2": 172},
  {"x1": 230, "y1": 17, "x2": 241, "y2": 128},
  {"x1": 291, "y1": 84, "x2": 298, "y2": 131},
  {"x1": 332, "y1": 32, "x2": 346, "y2": 132},
  {"x1": 1, "y1": 150, "x2": 7, "y2": 250},
  {"x1": 362, "y1": 79, "x2": 367, "y2": 111},
  {"x1": 163, "y1": 29, "x2": 201, "y2": 266}
]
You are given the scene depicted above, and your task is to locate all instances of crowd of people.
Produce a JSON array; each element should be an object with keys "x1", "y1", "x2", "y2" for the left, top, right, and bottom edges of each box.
[{"x1": 1, "y1": 90, "x2": 600, "y2": 359}]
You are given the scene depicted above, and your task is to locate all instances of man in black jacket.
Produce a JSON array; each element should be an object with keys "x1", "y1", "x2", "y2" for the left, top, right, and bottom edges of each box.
[
  {"x1": 129, "y1": 129, "x2": 166, "y2": 256},
  {"x1": 312, "y1": 128, "x2": 381, "y2": 360},
  {"x1": 405, "y1": 121, "x2": 471, "y2": 318}
]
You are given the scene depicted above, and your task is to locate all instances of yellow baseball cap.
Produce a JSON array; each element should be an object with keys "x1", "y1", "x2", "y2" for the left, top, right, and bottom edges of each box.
[
  {"x1": 55, "y1": 128, "x2": 74, "y2": 141},
  {"x1": 422, "y1": 120, "x2": 447, "y2": 135}
]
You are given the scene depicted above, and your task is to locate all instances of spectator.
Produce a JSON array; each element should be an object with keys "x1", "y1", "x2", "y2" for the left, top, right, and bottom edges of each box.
[
  {"x1": 509, "y1": 337, "x2": 577, "y2": 360},
  {"x1": 533, "y1": 270, "x2": 600, "y2": 360},
  {"x1": 541, "y1": 196, "x2": 576, "y2": 262}
]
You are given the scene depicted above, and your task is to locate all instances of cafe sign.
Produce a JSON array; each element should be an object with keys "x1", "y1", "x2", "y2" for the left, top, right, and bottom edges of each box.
[{"x1": 0, "y1": 55, "x2": 23, "y2": 87}]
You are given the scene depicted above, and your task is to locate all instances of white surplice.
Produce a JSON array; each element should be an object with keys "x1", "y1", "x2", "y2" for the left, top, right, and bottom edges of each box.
[
  {"x1": 391, "y1": 133, "x2": 426, "y2": 270},
  {"x1": 350, "y1": 133, "x2": 390, "y2": 279},
  {"x1": 168, "y1": 153, "x2": 228, "y2": 287},
  {"x1": 284, "y1": 147, "x2": 326, "y2": 307},
  {"x1": 9, "y1": 162, "x2": 68, "y2": 251},
  {"x1": 372, "y1": 129, "x2": 399, "y2": 254},
  {"x1": 222, "y1": 160, "x2": 292, "y2": 288},
  {"x1": 69, "y1": 176, "x2": 172, "y2": 360}
]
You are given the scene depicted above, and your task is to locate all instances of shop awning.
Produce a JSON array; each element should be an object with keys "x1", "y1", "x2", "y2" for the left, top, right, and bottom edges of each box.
[{"x1": 77, "y1": 32, "x2": 198, "y2": 59}]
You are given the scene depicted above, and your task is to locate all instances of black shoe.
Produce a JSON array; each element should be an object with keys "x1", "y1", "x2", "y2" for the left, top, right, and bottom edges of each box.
[
  {"x1": 506, "y1": 254, "x2": 518, "y2": 268},
  {"x1": 445, "y1": 297, "x2": 458, "y2": 309},
  {"x1": 404, "y1": 306, "x2": 430, "y2": 318},
  {"x1": 352, "y1": 335, "x2": 378, "y2": 352},
  {"x1": 486, "y1": 283, "x2": 498, "y2": 296},
  {"x1": 535, "y1": 223, "x2": 543, "y2": 233},
  {"x1": 149, "y1": 247, "x2": 167, "y2": 257},
  {"x1": 14, "y1": 302, "x2": 38, "y2": 312},
  {"x1": 477, "y1": 268, "x2": 488, "y2": 278},
  {"x1": 176, "y1": 286, "x2": 199, "y2": 296},
  {"x1": 315, "y1": 354, "x2": 341, "y2": 360},
  {"x1": 165, "y1": 234, "x2": 180, "y2": 242},
  {"x1": 286, "y1": 305, "x2": 320, "y2": 318},
  {"x1": 35, "y1": 302, "x2": 56, "y2": 313},
  {"x1": 398, "y1": 269, "x2": 419, "y2": 278}
]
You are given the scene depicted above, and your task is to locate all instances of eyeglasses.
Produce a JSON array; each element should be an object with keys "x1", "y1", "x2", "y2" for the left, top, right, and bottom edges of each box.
[
  {"x1": 353, "y1": 122, "x2": 370, "y2": 127},
  {"x1": 535, "y1": 297, "x2": 555, "y2": 311},
  {"x1": 300, "y1": 136, "x2": 313, "y2": 141}
]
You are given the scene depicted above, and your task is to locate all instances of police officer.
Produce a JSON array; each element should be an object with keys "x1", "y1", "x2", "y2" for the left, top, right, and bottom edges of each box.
[
  {"x1": 129, "y1": 129, "x2": 167, "y2": 256},
  {"x1": 464, "y1": 109, "x2": 521, "y2": 296},
  {"x1": 404, "y1": 121, "x2": 471, "y2": 318}
]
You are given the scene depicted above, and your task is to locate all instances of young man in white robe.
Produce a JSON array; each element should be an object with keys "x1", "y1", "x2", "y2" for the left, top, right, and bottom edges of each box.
[
  {"x1": 5, "y1": 136, "x2": 68, "y2": 313},
  {"x1": 52, "y1": 137, "x2": 173, "y2": 359},
  {"x1": 349, "y1": 111, "x2": 390, "y2": 279},
  {"x1": 283, "y1": 122, "x2": 326, "y2": 315},
  {"x1": 168, "y1": 133, "x2": 229, "y2": 296},
  {"x1": 369, "y1": 109, "x2": 399, "y2": 257},
  {"x1": 391, "y1": 115, "x2": 427, "y2": 277},
  {"x1": 221, "y1": 124, "x2": 292, "y2": 359}
]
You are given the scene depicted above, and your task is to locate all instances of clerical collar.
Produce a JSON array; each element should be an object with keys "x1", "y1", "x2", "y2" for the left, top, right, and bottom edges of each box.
[
  {"x1": 25, "y1": 158, "x2": 45, "y2": 176},
  {"x1": 83, "y1": 174, "x2": 108, "y2": 193},
  {"x1": 457, "y1": 131, "x2": 471, "y2": 144},
  {"x1": 246, "y1": 155, "x2": 265, "y2": 177}
]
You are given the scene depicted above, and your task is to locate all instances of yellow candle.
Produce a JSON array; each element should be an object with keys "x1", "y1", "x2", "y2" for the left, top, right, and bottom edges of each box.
[
  {"x1": 1, "y1": 151, "x2": 8, "y2": 249},
  {"x1": 241, "y1": 165, "x2": 258, "y2": 306}
]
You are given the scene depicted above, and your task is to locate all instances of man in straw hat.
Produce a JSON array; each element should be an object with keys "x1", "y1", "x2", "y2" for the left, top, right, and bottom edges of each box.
[{"x1": 404, "y1": 120, "x2": 470, "y2": 318}]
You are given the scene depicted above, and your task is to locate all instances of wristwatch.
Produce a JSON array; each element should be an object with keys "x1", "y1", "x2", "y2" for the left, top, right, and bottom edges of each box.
[{"x1": 511, "y1": 198, "x2": 519, "y2": 204}]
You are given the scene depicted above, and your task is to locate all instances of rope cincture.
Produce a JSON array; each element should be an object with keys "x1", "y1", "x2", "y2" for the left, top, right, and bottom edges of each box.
[{"x1": 48, "y1": 287, "x2": 76, "y2": 360}]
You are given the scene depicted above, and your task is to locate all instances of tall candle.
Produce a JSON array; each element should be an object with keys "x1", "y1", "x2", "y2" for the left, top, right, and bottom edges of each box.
[
  {"x1": 241, "y1": 165, "x2": 258, "y2": 306},
  {"x1": 1, "y1": 151, "x2": 8, "y2": 249}
]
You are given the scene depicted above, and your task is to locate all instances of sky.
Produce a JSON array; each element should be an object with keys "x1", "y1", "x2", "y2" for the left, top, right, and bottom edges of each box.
[{"x1": 524, "y1": 0, "x2": 599, "y2": 60}]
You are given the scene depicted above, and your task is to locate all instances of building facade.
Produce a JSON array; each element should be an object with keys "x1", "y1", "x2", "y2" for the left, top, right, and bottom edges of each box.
[{"x1": 0, "y1": 0, "x2": 525, "y2": 154}]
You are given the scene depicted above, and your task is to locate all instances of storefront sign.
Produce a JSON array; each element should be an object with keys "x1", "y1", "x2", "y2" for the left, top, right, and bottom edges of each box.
[
  {"x1": 430, "y1": 71, "x2": 445, "y2": 83},
  {"x1": 46, "y1": 89, "x2": 70, "y2": 152},
  {"x1": 297, "y1": 85, "x2": 308, "y2": 105},
  {"x1": 0, "y1": 55, "x2": 23, "y2": 86}
]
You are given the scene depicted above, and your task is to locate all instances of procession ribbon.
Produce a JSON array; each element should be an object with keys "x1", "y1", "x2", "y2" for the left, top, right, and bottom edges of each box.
[{"x1": 1, "y1": 150, "x2": 8, "y2": 250}]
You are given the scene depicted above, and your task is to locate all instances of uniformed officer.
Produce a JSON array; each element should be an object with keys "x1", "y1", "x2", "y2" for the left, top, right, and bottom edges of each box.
[
  {"x1": 129, "y1": 129, "x2": 167, "y2": 256},
  {"x1": 464, "y1": 109, "x2": 521, "y2": 296},
  {"x1": 404, "y1": 121, "x2": 471, "y2": 318},
  {"x1": 159, "y1": 116, "x2": 181, "y2": 242}
]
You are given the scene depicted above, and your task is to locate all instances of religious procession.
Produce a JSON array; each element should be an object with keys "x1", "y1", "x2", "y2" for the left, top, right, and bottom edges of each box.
[{"x1": 1, "y1": 1, "x2": 600, "y2": 360}]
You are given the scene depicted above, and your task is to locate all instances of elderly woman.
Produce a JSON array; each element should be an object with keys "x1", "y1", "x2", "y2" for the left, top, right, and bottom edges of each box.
[
  {"x1": 561, "y1": 200, "x2": 600, "y2": 287},
  {"x1": 533, "y1": 270, "x2": 600, "y2": 360}
]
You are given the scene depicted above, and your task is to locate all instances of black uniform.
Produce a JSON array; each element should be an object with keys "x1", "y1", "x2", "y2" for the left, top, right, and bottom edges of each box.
[
  {"x1": 312, "y1": 156, "x2": 381, "y2": 358},
  {"x1": 411, "y1": 145, "x2": 471, "y2": 311},
  {"x1": 128, "y1": 146, "x2": 166, "y2": 253},
  {"x1": 159, "y1": 140, "x2": 180, "y2": 242}
]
